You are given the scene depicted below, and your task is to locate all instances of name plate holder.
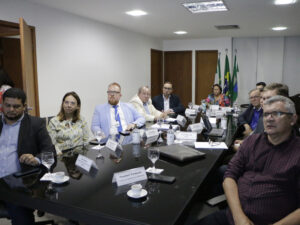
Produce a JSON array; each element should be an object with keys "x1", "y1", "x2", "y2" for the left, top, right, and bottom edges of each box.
[
  {"x1": 75, "y1": 154, "x2": 98, "y2": 173},
  {"x1": 187, "y1": 123, "x2": 203, "y2": 134},
  {"x1": 210, "y1": 105, "x2": 219, "y2": 111},
  {"x1": 185, "y1": 108, "x2": 197, "y2": 116},
  {"x1": 112, "y1": 167, "x2": 148, "y2": 186},
  {"x1": 145, "y1": 129, "x2": 159, "y2": 139},
  {"x1": 175, "y1": 131, "x2": 197, "y2": 140},
  {"x1": 176, "y1": 115, "x2": 187, "y2": 127},
  {"x1": 106, "y1": 138, "x2": 123, "y2": 152}
]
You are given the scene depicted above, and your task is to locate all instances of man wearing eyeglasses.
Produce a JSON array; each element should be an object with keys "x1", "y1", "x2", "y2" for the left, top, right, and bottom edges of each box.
[
  {"x1": 0, "y1": 88, "x2": 55, "y2": 225},
  {"x1": 91, "y1": 82, "x2": 145, "y2": 137},
  {"x1": 152, "y1": 81, "x2": 185, "y2": 116},
  {"x1": 237, "y1": 88, "x2": 262, "y2": 137},
  {"x1": 129, "y1": 86, "x2": 168, "y2": 122},
  {"x1": 196, "y1": 95, "x2": 300, "y2": 225}
]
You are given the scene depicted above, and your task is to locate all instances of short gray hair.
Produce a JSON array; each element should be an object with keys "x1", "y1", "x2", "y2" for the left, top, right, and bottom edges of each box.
[
  {"x1": 249, "y1": 88, "x2": 260, "y2": 96},
  {"x1": 138, "y1": 86, "x2": 150, "y2": 94},
  {"x1": 264, "y1": 95, "x2": 296, "y2": 114}
]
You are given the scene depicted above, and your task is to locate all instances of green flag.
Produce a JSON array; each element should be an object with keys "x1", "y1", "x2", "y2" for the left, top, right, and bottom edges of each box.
[
  {"x1": 231, "y1": 54, "x2": 239, "y2": 102},
  {"x1": 223, "y1": 54, "x2": 231, "y2": 98},
  {"x1": 214, "y1": 54, "x2": 221, "y2": 86}
]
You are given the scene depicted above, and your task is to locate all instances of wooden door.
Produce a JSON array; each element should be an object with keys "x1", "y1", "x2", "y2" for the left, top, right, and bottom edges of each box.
[
  {"x1": 0, "y1": 37, "x2": 23, "y2": 89},
  {"x1": 164, "y1": 51, "x2": 192, "y2": 108},
  {"x1": 151, "y1": 49, "x2": 163, "y2": 97},
  {"x1": 195, "y1": 50, "x2": 218, "y2": 104},
  {"x1": 19, "y1": 18, "x2": 39, "y2": 116}
]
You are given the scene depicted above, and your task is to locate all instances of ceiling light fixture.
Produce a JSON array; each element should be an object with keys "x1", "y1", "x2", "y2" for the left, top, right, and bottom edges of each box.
[
  {"x1": 272, "y1": 26, "x2": 287, "y2": 31},
  {"x1": 126, "y1": 10, "x2": 147, "y2": 17},
  {"x1": 274, "y1": 0, "x2": 296, "y2": 5},
  {"x1": 174, "y1": 31, "x2": 187, "y2": 35},
  {"x1": 183, "y1": 1, "x2": 228, "y2": 13}
]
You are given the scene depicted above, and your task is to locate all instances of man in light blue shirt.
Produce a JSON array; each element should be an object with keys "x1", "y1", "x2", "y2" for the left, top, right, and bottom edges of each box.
[
  {"x1": 0, "y1": 88, "x2": 55, "y2": 225},
  {"x1": 91, "y1": 82, "x2": 145, "y2": 137}
]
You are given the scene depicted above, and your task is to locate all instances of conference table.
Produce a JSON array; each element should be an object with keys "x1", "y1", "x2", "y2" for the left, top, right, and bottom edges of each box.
[{"x1": 0, "y1": 116, "x2": 237, "y2": 225}]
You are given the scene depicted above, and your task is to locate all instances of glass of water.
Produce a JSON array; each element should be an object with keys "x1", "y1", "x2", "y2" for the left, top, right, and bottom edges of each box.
[
  {"x1": 148, "y1": 147, "x2": 160, "y2": 172},
  {"x1": 41, "y1": 152, "x2": 54, "y2": 174},
  {"x1": 94, "y1": 130, "x2": 105, "y2": 144},
  {"x1": 41, "y1": 152, "x2": 55, "y2": 192}
]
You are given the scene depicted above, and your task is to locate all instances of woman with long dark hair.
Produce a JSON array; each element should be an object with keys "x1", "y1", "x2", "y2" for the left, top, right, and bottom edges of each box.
[{"x1": 206, "y1": 84, "x2": 230, "y2": 107}]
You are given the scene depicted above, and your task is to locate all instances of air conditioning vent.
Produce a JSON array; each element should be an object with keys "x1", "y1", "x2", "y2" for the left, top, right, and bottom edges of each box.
[{"x1": 215, "y1": 25, "x2": 240, "y2": 30}]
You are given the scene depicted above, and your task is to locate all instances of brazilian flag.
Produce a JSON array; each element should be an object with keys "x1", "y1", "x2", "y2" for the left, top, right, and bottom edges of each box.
[{"x1": 223, "y1": 54, "x2": 231, "y2": 98}]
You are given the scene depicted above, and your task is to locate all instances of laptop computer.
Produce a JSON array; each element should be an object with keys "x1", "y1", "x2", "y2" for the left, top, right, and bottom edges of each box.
[
  {"x1": 159, "y1": 144, "x2": 206, "y2": 162},
  {"x1": 202, "y1": 115, "x2": 224, "y2": 137}
]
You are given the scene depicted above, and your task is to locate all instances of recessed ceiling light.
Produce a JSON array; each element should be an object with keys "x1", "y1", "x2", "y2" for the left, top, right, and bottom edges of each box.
[
  {"x1": 174, "y1": 31, "x2": 187, "y2": 35},
  {"x1": 274, "y1": 0, "x2": 296, "y2": 5},
  {"x1": 126, "y1": 10, "x2": 147, "y2": 17},
  {"x1": 183, "y1": 1, "x2": 228, "y2": 13},
  {"x1": 272, "y1": 26, "x2": 287, "y2": 31}
]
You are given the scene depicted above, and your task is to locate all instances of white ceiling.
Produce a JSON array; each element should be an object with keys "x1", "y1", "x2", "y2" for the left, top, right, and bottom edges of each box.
[{"x1": 26, "y1": 0, "x2": 300, "y2": 39}]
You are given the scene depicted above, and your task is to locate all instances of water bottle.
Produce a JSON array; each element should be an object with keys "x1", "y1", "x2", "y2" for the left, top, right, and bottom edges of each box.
[
  {"x1": 167, "y1": 125, "x2": 175, "y2": 145},
  {"x1": 132, "y1": 129, "x2": 140, "y2": 144},
  {"x1": 201, "y1": 100, "x2": 206, "y2": 113},
  {"x1": 110, "y1": 121, "x2": 119, "y2": 141}
]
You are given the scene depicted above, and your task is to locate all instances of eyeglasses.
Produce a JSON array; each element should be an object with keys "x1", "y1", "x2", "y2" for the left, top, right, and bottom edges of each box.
[
  {"x1": 64, "y1": 101, "x2": 76, "y2": 106},
  {"x1": 263, "y1": 111, "x2": 293, "y2": 118},
  {"x1": 107, "y1": 91, "x2": 120, "y2": 95},
  {"x1": 249, "y1": 96, "x2": 260, "y2": 100},
  {"x1": 3, "y1": 103, "x2": 23, "y2": 109},
  {"x1": 163, "y1": 87, "x2": 172, "y2": 90}
]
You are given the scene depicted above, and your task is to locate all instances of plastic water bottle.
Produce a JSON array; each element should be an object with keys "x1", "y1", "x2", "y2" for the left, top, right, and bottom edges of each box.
[
  {"x1": 201, "y1": 100, "x2": 206, "y2": 113},
  {"x1": 167, "y1": 125, "x2": 175, "y2": 145}
]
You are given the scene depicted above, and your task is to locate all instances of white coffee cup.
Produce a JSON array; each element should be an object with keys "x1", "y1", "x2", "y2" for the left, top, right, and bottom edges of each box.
[
  {"x1": 53, "y1": 172, "x2": 65, "y2": 182},
  {"x1": 131, "y1": 184, "x2": 142, "y2": 196}
]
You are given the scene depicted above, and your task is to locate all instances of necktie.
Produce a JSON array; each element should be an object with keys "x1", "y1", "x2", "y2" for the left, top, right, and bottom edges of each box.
[
  {"x1": 143, "y1": 103, "x2": 150, "y2": 115},
  {"x1": 113, "y1": 105, "x2": 123, "y2": 132}
]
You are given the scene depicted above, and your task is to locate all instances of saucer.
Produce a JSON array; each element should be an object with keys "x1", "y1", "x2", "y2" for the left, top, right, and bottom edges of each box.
[
  {"x1": 127, "y1": 189, "x2": 147, "y2": 199},
  {"x1": 52, "y1": 176, "x2": 69, "y2": 184}
]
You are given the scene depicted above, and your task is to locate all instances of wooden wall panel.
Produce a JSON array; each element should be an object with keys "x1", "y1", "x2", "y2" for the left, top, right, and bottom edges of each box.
[
  {"x1": 195, "y1": 50, "x2": 218, "y2": 104},
  {"x1": 151, "y1": 49, "x2": 163, "y2": 97},
  {"x1": 164, "y1": 51, "x2": 192, "y2": 108}
]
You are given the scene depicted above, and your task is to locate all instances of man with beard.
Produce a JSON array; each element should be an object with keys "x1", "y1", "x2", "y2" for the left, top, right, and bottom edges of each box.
[
  {"x1": 195, "y1": 95, "x2": 300, "y2": 225},
  {"x1": 0, "y1": 88, "x2": 55, "y2": 225},
  {"x1": 91, "y1": 82, "x2": 145, "y2": 137}
]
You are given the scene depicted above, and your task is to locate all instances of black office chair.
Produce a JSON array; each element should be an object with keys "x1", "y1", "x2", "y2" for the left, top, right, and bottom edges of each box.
[
  {"x1": 43, "y1": 116, "x2": 54, "y2": 126},
  {"x1": 0, "y1": 202, "x2": 56, "y2": 225},
  {"x1": 240, "y1": 103, "x2": 249, "y2": 109}
]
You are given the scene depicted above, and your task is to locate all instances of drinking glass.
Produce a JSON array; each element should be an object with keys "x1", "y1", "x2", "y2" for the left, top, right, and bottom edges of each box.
[
  {"x1": 94, "y1": 130, "x2": 105, "y2": 143},
  {"x1": 147, "y1": 147, "x2": 160, "y2": 172},
  {"x1": 157, "y1": 118, "x2": 163, "y2": 143},
  {"x1": 41, "y1": 152, "x2": 55, "y2": 192},
  {"x1": 188, "y1": 102, "x2": 193, "y2": 109},
  {"x1": 41, "y1": 152, "x2": 54, "y2": 174}
]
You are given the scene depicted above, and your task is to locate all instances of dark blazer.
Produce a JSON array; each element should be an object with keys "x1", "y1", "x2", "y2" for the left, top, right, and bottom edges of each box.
[
  {"x1": 152, "y1": 94, "x2": 185, "y2": 115},
  {"x1": 238, "y1": 104, "x2": 262, "y2": 126},
  {"x1": 0, "y1": 114, "x2": 55, "y2": 168}
]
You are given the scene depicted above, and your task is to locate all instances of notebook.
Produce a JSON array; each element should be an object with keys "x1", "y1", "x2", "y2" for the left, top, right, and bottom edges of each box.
[{"x1": 158, "y1": 144, "x2": 205, "y2": 162}]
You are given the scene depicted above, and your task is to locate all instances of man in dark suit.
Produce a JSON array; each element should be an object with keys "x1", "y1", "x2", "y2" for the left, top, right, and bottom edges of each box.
[
  {"x1": 152, "y1": 81, "x2": 185, "y2": 116},
  {"x1": 0, "y1": 88, "x2": 55, "y2": 225},
  {"x1": 237, "y1": 88, "x2": 262, "y2": 137}
]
